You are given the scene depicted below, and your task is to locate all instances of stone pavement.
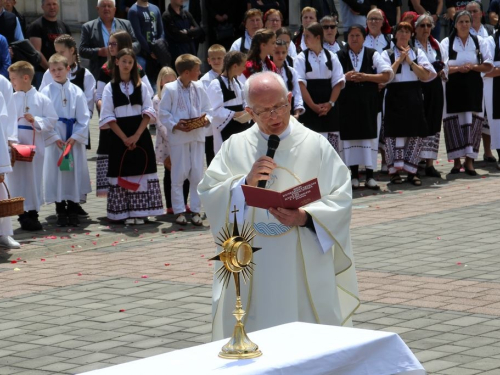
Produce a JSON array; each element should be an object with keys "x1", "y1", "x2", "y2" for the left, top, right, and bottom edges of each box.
[{"x1": 0, "y1": 115, "x2": 499, "y2": 374}]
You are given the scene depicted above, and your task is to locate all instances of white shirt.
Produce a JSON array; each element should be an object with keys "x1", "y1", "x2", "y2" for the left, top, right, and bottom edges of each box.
[
  {"x1": 230, "y1": 31, "x2": 251, "y2": 52},
  {"x1": 348, "y1": 47, "x2": 394, "y2": 82},
  {"x1": 381, "y1": 47, "x2": 437, "y2": 83},
  {"x1": 276, "y1": 65, "x2": 305, "y2": 114},
  {"x1": 441, "y1": 35, "x2": 493, "y2": 68},
  {"x1": 364, "y1": 34, "x2": 393, "y2": 53},
  {"x1": 295, "y1": 49, "x2": 346, "y2": 88},
  {"x1": 323, "y1": 40, "x2": 345, "y2": 54}
]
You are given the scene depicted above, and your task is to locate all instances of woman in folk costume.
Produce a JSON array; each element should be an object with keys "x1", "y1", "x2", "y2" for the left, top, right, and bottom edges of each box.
[
  {"x1": 336, "y1": 25, "x2": 393, "y2": 190},
  {"x1": 292, "y1": 7, "x2": 318, "y2": 54},
  {"x1": 230, "y1": 8, "x2": 263, "y2": 53},
  {"x1": 0, "y1": 91, "x2": 20, "y2": 249},
  {"x1": 272, "y1": 40, "x2": 305, "y2": 119},
  {"x1": 41, "y1": 54, "x2": 91, "y2": 227},
  {"x1": 467, "y1": 1, "x2": 497, "y2": 163},
  {"x1": 483, "y1": 23, "x2": 500, "y2": 170},
  {"x1": 380, "y1": 22, "x2": 436, "y2": 186},
  {"x1": 95, "y1": 30, "x2": 153, "y2": 198},
  {"x1": 364, "y1": 8, "x2": 394, "y2": 174},
  {"x1": 207, "y1": 51, "x2": 249, "y2": 153},
  {"x1": 295, "y1": 22, "x2": 345, "y2": 154},
  {"x1": 99, "y1": 49, "x2": 163, "y2": 225},
  {"x1": 413, "y1": 14, "x2": 447, "y2": 178},
  {"x1": 241, "y1": 28, "x2": 277, "y2": 82},
  {"x1": 8, "y1": 61, "x2": 58, "y2": 231},
  {"x1": 276, "y1": 28, "x2": 297, "y2": 67},
  {"x1": 321, "y1": 15, "x2": 345, "y2": 54},
  {"x1": 441, "y1": 10, "x2": 493, "y2": 176}
]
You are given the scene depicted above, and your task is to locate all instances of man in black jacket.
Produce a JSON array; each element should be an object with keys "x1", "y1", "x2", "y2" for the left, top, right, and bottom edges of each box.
[
  {"x1": 79, "y1": 0, "x2": 140, "y2": 80},
  {"x1": 0, "y1": 0, "x2": 24, "y2": 44}
]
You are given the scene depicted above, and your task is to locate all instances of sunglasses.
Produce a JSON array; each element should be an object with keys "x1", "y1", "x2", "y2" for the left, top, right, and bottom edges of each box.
[
  {"x1": 322, "y1": 25, "x2": 337, "y2": 30},
  {"x1": 418, "y1": 23, "x2": 432, "y2": 28}
]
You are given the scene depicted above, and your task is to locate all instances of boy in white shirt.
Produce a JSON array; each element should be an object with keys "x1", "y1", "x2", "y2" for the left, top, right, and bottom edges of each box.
[
  {"x1": 159, "y1": 54, "x2": 212, "y2": 226},
  {"x1": 8, "y1": 62, "x2": 58, "y2": 231},
  {"x1": 41, "y1": 54, "x2": 91, "y2": 227}
]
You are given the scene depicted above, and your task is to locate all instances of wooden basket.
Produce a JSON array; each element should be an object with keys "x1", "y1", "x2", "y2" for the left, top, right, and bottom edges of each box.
[{"x1": 0, "y1": 182, "x2": 25, "y2": 218}]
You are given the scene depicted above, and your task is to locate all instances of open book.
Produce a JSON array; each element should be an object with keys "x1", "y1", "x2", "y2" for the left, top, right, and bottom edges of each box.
[{"x1": 241, "y1": 178, "x2": 321, "y2": 210}]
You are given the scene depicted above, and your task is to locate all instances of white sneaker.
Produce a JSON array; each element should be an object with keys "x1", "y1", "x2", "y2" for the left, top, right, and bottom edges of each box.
[
  {"x1": 124, "y1": 218, "x2": 135, "y2": 225},
  {"x1": 134, "y1": 218, "x2": 145, "y2": 225},
  {"x1": 0, "y1": 236, "x2": 21, "y2": 249},
  {"x1": 351, "y1": 178, "x2": 360, "y2": 189},
  {"x1": 191, "y1": 213, "x2": 203, "y2": 226},
  {"x1": 365, "y1": 178, "x2": 380, "y2": 190},
  {"x1": 175, "y1": 214, "x2": 187, "y2": 225}
]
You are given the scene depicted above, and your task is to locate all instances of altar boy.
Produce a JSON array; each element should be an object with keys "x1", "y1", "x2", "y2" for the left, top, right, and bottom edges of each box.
[
  {"x1": 8, "y1": 62, "x2": 58, "y2": 231},
  {"x1": 159, "y1": 54, "x2": 212, "y2": 226},
  {"x1": 41, "y1": 54, "x2": 91, "y2": 227}
]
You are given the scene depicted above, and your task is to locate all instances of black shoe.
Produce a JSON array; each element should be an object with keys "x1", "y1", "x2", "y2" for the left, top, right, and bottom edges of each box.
[
  {"x1": 73, "y1": 204, "x2": 89, "y2": 217},
  {"x1": 67, "y1": 214, "x2": 80, "y2": 227},
  {"x1": 425, "y1": 166, "x2": 441, "y2": 178},
  {"x1": 56, "y1": 213, "x2": 68, "y2": 227},
  {"x1": 20, "y1": 216, "x2": 43, "y2": 231},
  {"x1": 483, "y1": 154, "x2": 497, "y2": 163},
  {"x1": 55, "y1": 201, "x2": 67, "y2": 215},
  {"x1": 464, "y1": 168, "x2": 478, "y2": 176},
  {"x1": 450, "y1": 167, "x2": 461, "y2": 174}
]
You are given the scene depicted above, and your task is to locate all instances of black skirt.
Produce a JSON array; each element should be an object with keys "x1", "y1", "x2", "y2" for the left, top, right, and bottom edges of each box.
[
  {"x1": 422, "y1": 75, "x2": 444, "y2": 135},
  {"x1": 299, "y1": 78, "x2": 339, "y2": 133},
  {"x1": 384, "y1": 81, "x2": 429, "y2": 138},
  {"x1": 107, "y1": 115, "x2": 157, "y2": 178},
  {"x1": 96, "y1": 129, "x2": 110, "y2": 155},
  {"x1": 338, "y1": 81, "x2": 379, "y2": 140},
  {"x1": 220, "y1": 104, "x2": 251, "y2": 141},
  {"x1": 446, "y1": 71, "x2": 483, "y2": 114},
  {"x1": 493, "y1": 76, "x2": 500, "y2": 120}
]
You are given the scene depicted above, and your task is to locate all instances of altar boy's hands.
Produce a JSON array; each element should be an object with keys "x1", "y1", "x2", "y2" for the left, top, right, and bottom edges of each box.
[
  {"x1": 56, "y1": 139, "x2": 65, "y2": 149},
  {"x1": 269, "y1": 207, "x2": 308, "y2": 227},
  {"x1": 24, "y1": 114, "x2": 35, "y2": 124}
]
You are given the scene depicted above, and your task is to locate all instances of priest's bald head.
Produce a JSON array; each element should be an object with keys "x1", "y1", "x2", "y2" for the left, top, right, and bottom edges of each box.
[{"x1": 244, "y1": 72, "x2": 293, "y2": 136}]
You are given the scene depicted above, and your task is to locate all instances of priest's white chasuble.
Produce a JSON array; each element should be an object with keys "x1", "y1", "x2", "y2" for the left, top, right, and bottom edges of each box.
[{"x1": 198, "y1": 118, "x2": 360, "y2": 340}]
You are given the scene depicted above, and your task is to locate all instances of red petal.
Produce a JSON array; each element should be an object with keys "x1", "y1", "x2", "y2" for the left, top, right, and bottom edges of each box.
[
  {"x1": 165, "y1": 263, "x2": 170, "y2": 266},
  {"x1": 41, "y1": 259, "x2": 46, "y2": 261},
  {"x1": 119, "y1": 309, "x2": 126, "y2": 312},
  {"x1": 141, "y1": 275, "x2": 148, "y2": 278},
  {"x1": 10, "y1": 261, "x2": 17, "y2": 264},
  {"x1": 77, "y1": 273, "x2": 82, "y2": 276}
]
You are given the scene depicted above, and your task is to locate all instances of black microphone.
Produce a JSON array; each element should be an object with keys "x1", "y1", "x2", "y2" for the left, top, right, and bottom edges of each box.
[{"x1": 257, "y1": 134, "x2": 280, "y2": 188}]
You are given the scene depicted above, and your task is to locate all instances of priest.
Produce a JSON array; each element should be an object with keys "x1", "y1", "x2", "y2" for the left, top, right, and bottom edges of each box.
[{"x1": 198, "y1": 72, "x2": 359, "y2": 341}]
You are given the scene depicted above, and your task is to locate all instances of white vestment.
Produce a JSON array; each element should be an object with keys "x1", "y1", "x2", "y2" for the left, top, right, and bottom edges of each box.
[
  {"x1": 0, "y1": 92, "x2": 14, "y2": 236},
  {"x1": 9, "y1": 88, "x2": 58, "y2": 211},
  {"x1": 198, "y1": 118, "x2": 360, "y2": 340},
  {"x1": 41, "y1": 81, "x2": 92, "y2": 203},
  {"x1": 0, "y1": 75, "x2": 18, "y2": 142}
]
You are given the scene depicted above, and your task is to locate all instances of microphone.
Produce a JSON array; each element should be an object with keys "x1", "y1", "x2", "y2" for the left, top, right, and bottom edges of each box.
[{"x1": 257, "y1": 134, "x2": 280, "y2": 188}]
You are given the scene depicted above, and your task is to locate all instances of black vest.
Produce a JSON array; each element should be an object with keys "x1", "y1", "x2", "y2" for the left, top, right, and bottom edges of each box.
[
  {"x1": 0, "y1": 10, "x2": 17, "y2": 44},
  {"x1": 304, "y1": 48, "x2": 333, "y2": 73},
  {"x1": 239, "y1": 36, "x2": 248, "y2": 53},
  {"x1": 495, "y1": 31, "x2": 500, "y2": 62},
  {"x1": 71, "y1": 66, "x2": 86, "y2": 92},
  {"x1": 216, "y1": 75, "x2": 241, "y2": 103},
  {"x1": 111, "y1": 82, "x2": 143, "y2": 108},
  {"x1": 337, "y1": 47, "x2": 377, "y2": 75}
]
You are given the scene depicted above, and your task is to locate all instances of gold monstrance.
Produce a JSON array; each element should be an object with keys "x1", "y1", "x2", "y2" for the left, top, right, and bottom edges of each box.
[{"x1": 210, "y1": 207, "x2": 262, "y2": 359}]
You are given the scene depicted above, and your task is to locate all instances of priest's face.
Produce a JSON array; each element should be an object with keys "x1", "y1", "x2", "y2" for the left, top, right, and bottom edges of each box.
[{"x1": 247, "y1": 80, "x2": 292, "y2": 136}]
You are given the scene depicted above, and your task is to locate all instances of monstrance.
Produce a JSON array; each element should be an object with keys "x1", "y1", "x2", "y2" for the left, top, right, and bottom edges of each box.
[{"x1": 210, "y1": 206, "x2": 262, "y2": 359}]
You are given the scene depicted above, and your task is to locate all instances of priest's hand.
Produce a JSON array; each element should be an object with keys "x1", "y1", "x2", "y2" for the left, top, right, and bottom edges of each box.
[
  {"x1": 246, "y1": 156, "x2": 277, "y2": 187},
  {"x1": 269, "y1": 207, "x2": 308, "y2": 227}
]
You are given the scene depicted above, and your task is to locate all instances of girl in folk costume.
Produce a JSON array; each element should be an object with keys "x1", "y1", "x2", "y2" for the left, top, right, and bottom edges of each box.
[
  {"x1": 276, "y1": 27, "x2": 296, "y2": 66},
  {"x1": 241, "y1": 28, "x2": 277, "y2": 82},
  {"x1": 266, "y1": 11, "x2": 297, "y2": 60},
  {"x1": 295, "y1": 22, "x2": 345, "y2": 154},
  {"x1": 483, "y1": 24, "x2": 500, "y2": 170},
  {"x1": 8, "y1": 62, "x2": 58, "y2": 231},
  {"x1": 99, "y1": 49, "x2": 163, "y2": 225},
  {"x1": 41, "y1": 54, "x2": 91, "y2": 227},
  {"x1": 321, "y1": 16, "x2": 345, "y2": 54},
  {"x1": 364, "y1": 8, "x2": 394, "y2": 174},
  {"x1": 380, "y1": 22, "x2": 436, "y2": 186},
  {"x1": 207, "y1": 51, "x2": 249, "y2": 153},
  {"x1": 292, "y1": 7, "x2": 318, "y2": 54},
  {"x1": 153, "y1": 67, "x2": 190, "y2": 215},
  {"x1": 441, "y1": 11, "x2": 493, "y2": 176},
  {"x1": 413, "y1": 14, "x2": 447, "y2": 178},
  {"x1": 336, "y1": 25, "x2": 393, "y2": 190},
  {"x1": 272, "y1": 40, "x2": 305, "y2": 119},
  {"x1": 0, "y1": 91, "x2": 21, "y2": 249},
  {"x1": 230, "y1": 8, "x2": 263, "y2": 53},
  {"x1": 94, "y1": 30, "x2": 153, "y2": 198},
  {"x1": 467, "y1": 1, "x2": 497, "y2": 163}
]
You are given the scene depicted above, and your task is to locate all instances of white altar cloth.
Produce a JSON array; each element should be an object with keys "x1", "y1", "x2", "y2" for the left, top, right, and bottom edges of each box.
[{"x1": 80, "y1": 322, "x2": 426, "y2": 375}]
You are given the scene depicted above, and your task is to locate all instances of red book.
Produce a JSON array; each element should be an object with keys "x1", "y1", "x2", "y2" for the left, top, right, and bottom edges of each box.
[{"x1": 241, "y1": 178, "x2": 321, "y2": 210}]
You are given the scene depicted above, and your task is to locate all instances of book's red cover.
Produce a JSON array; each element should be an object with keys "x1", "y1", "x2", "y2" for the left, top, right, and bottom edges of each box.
[{"x1": 241, "y1": 178, "x2": 321, "y2": 209}]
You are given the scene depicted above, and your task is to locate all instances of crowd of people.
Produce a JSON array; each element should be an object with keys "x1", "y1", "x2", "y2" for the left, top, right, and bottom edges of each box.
[{"x1": 0, "y1": 0, "x2": 499, "y2": 249}]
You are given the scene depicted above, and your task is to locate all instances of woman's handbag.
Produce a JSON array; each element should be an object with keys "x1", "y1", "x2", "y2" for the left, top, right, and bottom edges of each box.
[
  {"x1": 118, "y1": 147, "x2": 148, "y2": 192},
  {"x1": 0, "y1": 182, "x2": 25, "y2": 218}
]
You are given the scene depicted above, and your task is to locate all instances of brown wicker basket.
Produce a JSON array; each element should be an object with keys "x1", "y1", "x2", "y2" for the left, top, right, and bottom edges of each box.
[
  {"x1": 183, "y1": 114, "x2": 207, "y2": 131},
  {"x1": 0, "y1": 182, "x2": 25, "y2": 218}
]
